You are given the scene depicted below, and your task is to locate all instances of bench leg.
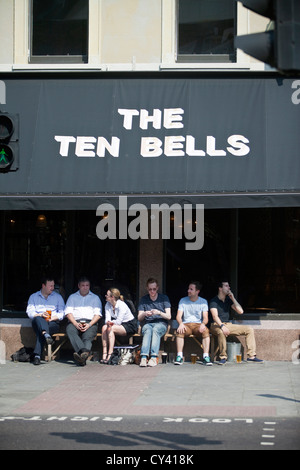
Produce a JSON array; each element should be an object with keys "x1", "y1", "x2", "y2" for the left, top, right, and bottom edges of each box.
[
  {"x1": 47, "y1": 337, "x2": 69, "y2": 362},
  {"x1": 47, "y1": 344, "x2": 52, "y2": 362},
  {"x1": 190, "y1": 336, "x2": 203, "y2": 350}
]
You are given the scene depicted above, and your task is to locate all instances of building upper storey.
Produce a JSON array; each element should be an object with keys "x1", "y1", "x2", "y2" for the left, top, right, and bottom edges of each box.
[{"x1": 0, "y1": 0, "x2": 271, "y2": 73}]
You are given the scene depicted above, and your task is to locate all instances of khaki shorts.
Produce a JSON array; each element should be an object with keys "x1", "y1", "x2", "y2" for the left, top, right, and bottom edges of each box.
[{"x1": 176, "y1": 322, "x2": 210, "y2": 338}]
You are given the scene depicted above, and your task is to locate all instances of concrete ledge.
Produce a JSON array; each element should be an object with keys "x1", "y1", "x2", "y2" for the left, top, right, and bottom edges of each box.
[
  {"x1": 165, "y1": 320, "x2": 300, "y2": 361},
  {"x1": 230, "y1": 320, "x2": 300, "y2": 361},
  {"x1": 1, "y1": 318, "x2": 300, "y2": 361},
  {"x1": 0, "y1": 318, "x2": 35, "y2": 359},
  {"x1": 234, "y1": 319, "x2": 300, "y2": 329}
]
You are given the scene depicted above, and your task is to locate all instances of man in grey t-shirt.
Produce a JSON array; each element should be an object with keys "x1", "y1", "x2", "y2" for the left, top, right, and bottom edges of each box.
[{"x1": 175, "y1": 281, "x2": 212, "y2": 366}]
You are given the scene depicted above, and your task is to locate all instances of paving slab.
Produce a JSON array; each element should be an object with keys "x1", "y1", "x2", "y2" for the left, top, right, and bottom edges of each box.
[{"x1": 1, "y1": 359, "x2": 299, "y2": 418}]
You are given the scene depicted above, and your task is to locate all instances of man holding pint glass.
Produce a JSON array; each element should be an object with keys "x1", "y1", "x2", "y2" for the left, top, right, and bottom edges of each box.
[
  {"x1": 26, "y1": 276, "x2": 65, "y2": 365},
  {"x1": 65, "y1": 276, "x2": 102, "y2": 366}
]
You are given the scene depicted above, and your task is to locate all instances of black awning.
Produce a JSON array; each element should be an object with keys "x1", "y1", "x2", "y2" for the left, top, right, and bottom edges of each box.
[
  {"x1": 1, "y1": 191, "x2": 299, "y2": 210},
  {"x1": 0, "y1": 73, "x2": 299, "y2": 209}
]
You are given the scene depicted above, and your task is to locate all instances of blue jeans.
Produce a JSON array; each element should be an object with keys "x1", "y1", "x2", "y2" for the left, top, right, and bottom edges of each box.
[{"x1": 141, "y1": 322, "x2": 168, "y2": 358}]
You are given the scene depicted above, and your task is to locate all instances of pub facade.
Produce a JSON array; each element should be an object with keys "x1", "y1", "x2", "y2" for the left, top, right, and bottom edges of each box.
[{"x1": 0, "y1": 2, "x2": 299, "y2": 361}]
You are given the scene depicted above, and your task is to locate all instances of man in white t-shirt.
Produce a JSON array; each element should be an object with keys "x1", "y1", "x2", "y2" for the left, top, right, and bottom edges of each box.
[{"x1": 175, "y1": 281, "x2": 212, "y2": 366}]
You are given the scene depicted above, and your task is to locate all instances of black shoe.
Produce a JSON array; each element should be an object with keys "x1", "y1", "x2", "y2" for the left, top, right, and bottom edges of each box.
[
  {"x1": 44, "y1": 334, "x2": 54, "y2": 345},
  {"x1": 73, "y1": 351, "x2": 88, "y2": 366},
  {"x1": 33, "y1": 356, "x2": 41, "y2": 365},
  {"x1": 81, "y1": 351, "x2": 89, "y2": 361}
]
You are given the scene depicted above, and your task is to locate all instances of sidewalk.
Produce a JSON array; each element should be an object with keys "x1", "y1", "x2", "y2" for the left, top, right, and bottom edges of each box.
[{"x1": 0, "y1": 358, "x2": 300, "y2": 418}]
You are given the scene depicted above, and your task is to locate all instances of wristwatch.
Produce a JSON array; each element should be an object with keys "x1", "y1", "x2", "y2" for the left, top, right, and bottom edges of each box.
[{"x1": 220, "y1": 324, "x2": 225, "y2": 329}]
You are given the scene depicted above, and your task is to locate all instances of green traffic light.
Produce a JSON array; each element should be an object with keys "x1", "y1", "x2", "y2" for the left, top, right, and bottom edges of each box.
[
  {"x1": 0, "y1": 145, "x2": 14, "y2": 170},
  {"x1": 0, "y1": 148, "x2": 9, "y2": 163},
  {"x1": 0, "y1": 113, "x2": 18, "y2": 172}
]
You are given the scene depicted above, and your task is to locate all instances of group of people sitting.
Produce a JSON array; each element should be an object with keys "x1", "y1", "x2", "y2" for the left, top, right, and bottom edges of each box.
[{"x1": 26, "y1": 275, "x2": 263, "y2": 366}]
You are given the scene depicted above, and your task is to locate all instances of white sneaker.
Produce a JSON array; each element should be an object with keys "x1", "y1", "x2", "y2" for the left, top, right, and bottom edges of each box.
[
  {"x1": 147, "y1": 357, "x2": 157, "y2": 367},
  {"x1": 140, "y1": 357, "x2": 147, "y2": 367}
]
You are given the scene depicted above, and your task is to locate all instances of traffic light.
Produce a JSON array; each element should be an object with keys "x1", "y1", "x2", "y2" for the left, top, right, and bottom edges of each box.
[
  {"x1": 0, "y1": 112, "x2": 19, "y2": 172},
  {"x1": 235, "y1": 0, "x2": 300, "y2": 73}
]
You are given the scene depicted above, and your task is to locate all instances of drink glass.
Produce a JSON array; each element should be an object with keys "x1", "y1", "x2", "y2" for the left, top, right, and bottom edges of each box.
[
  {"x1": 191, "y1": 354, "x2": 197, "y2": 364},
  {"x1": 236, "y1": 354, "x2": 242, "y2": 363},
  {"x1": 45, "y1": 310, "x2": 52, "y2": 321},
  {"x1": 162, "y1": 352, "x2": 168, "y2": 364}
]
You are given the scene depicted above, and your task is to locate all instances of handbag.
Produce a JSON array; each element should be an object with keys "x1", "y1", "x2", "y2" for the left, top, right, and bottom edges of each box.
[{"x1": 11, "y1": 346, "x2": 34, "y2": 362}]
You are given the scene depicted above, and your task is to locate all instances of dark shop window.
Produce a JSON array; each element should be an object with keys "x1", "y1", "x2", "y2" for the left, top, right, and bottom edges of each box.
[
  {"x1": 166, "y1": 208, "x2": 300, "y2": 316},
  {"x1": 165, "y1": 209, "x2": 231, "y2": 317},
  {"x1": 0, "y1": 211, "x2": 138, "y2": 316},
  {"x1": 238, "y1": 208, "x2": 300, "y2": 314}
]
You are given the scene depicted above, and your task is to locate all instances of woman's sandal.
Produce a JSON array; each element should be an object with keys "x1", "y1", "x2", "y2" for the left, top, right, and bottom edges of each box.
[
  {"x1": 100, "y1": 354, "x2": 108, "y2": 364},
  {"x1": 101, "y1": 353, "x2": 112, "y2": 364}
]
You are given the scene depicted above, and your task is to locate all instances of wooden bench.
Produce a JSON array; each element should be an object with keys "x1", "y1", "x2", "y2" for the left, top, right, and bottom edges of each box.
[
  {"x1": 128, "y1": 326, "x2": 218, "y2": 360},
  {"x1": 129, "y1": 330, "x2": 205, "y2": 349},
  {"x1": 47, "y1": 329, "x2": 218, "y2": 362},
  {"x1": 46, "y1": 332, "x2": 103, "y2": 362},
  {"x1": 46, "y1": 331, "x2": 129, "y2": 362}
]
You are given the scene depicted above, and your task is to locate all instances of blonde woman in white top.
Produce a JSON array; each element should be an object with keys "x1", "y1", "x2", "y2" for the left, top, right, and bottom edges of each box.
[{"x1": 101, "y1": 288, "x2": 137, "y2": 364}]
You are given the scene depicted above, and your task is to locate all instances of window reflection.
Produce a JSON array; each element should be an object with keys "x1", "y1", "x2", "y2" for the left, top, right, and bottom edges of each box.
[
  {"x1": 166, "y1": 209, "x2": 231, "y2": 314},
  {"x1": 1, "y1": 208, "x2": 299, "y2": 315},
  {"x1": 166, "y1": 208, "x2": 300, "y2": 314},
  {"x1": 178, "y1": 0, "x2": 236, "y2": 62},
  {"x1": 31, "y1": 0, "x2": 88, "y2": 61},
  {"x1": 238, "y1": 208, "x2": 300, "y2": 313},
  {"x1": 1, "y1": 211, "x2": 138, "y2": 314}
]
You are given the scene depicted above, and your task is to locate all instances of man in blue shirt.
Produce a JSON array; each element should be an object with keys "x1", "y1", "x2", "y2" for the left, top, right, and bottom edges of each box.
[
  {"x1": 27, "y1": 276, "x2": 65, "y2": 365},
  {"x1": 138, "y1": 278, "x2": 171, "y2": 367},
  {"x1": 175, "y1": 281, "x2": 212, "y2": 366}
]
